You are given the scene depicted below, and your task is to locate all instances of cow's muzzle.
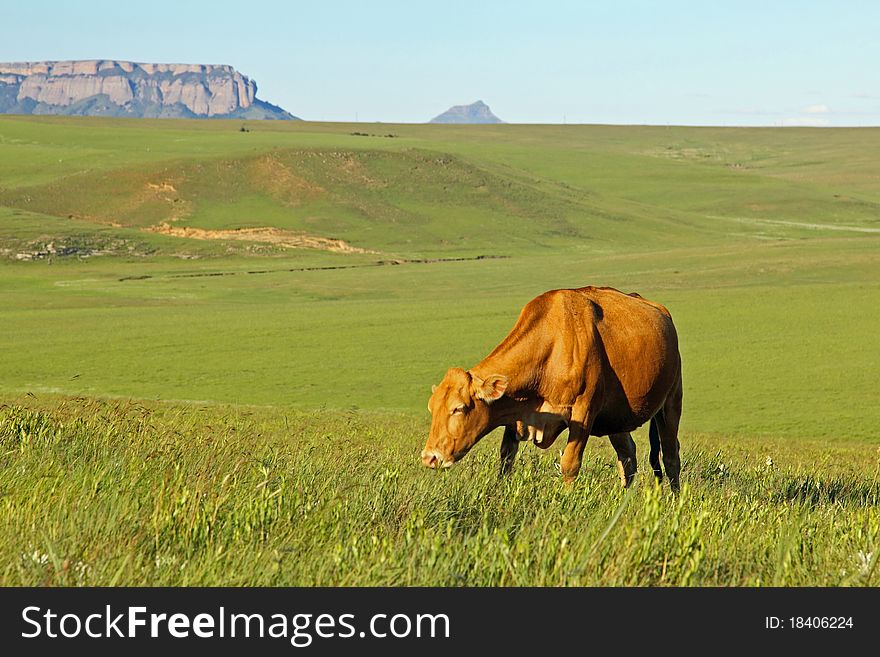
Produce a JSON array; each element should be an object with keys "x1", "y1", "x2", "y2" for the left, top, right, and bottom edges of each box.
[{"x1": 421, "y1": 449, "x2": 454, "y2": 469}]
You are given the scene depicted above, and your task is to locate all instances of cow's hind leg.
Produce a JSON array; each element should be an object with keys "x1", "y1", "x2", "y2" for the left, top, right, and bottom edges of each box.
[
  {"x1": 608, "y1": 432, "x2": 637, "y2": 487},
  {"x1": 499, "y1": 425, "x2": 520, "y2": 476},
  {"x1": 648, "y1": 418, "x2": 663, "y2": 484},
  {"x1": 654, "y1": 377, "x2": 683, "y2": 493}
]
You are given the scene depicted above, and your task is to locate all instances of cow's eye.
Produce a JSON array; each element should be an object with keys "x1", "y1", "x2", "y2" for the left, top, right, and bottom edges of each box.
[{"x1": 450, "y1": 404, "x2": 466, "y2": 415}]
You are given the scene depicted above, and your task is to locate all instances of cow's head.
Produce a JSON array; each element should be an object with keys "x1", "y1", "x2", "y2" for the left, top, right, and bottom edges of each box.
[{"x1": 421, "y1": 367, "x2": 508, "y2": 468}]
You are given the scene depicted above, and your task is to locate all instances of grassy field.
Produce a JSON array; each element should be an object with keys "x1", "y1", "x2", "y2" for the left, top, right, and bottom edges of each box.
[
  {"x1": 2, "y1": 398, "x2": 878, "y2": 586},
  {"x1": 1, "y1": 116, "x2": 878, "y2": 585}
]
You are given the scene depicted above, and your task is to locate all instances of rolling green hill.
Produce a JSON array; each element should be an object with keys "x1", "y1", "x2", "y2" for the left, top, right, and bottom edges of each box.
[
  {"x1": 1, "y1": 115, "x2": 877, "y2": 441},
  {"x1": 1, "y1": 116, "x2": 878, "y2": 586}
]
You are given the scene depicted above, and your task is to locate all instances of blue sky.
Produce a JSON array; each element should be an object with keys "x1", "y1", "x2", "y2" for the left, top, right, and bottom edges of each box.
[{"x1": 3, "y1": 0, "x2": 879, "y2": 125}]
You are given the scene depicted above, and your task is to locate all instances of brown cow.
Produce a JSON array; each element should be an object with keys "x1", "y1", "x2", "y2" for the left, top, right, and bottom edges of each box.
[{"x1": 421, "y1": 286, "x2": 683, "y2": 491}]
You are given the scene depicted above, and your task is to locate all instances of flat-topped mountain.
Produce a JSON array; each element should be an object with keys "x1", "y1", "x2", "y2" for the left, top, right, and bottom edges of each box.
[
  {"x1": 0, "y1": 60, "x2": 297, "y2": 119},
  {"x1": 429, "y1": 100, "x2": 503, "y2": 124}
]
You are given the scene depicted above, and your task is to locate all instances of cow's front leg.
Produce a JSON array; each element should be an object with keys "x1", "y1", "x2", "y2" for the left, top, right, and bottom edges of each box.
[
  {"x1": 608, "y1": 432, "x2": 637, "y2": 487},
  {"x1": 499, "y1": 425, "x2": 520, "y2": 476},
  {"x1": 560, "y1": 421, "x2": 591, "y2": 484}
]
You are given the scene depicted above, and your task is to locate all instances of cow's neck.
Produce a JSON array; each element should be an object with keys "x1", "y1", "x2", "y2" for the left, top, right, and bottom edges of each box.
[
  {"x1": 483, "y1": 394, "x2": 533, "y2": 427},
  {"x1": 470, "y1": 343, "x2": 539, "y2": 400},
  {"x1": 470, "y1": 347, "x2": 542, "y2": 428}
]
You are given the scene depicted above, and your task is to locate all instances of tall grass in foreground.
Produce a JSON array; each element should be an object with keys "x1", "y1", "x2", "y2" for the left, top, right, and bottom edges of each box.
[{"x1": 1, "y1": 397, "x2": 878, "y2": 586}]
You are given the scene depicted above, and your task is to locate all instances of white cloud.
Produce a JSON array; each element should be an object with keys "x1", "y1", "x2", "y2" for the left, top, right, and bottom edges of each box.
[
  {"x1": 804, "y1": 104, "x2": 831, "y2": 114},
  {"x1": 781, "y1": 117, "x2": 831, "y2": 127}
]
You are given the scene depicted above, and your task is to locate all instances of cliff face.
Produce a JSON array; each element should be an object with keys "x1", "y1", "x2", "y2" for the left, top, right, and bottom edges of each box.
[{"x1": 0, "y1": 60, "x2": 296, "y2": 119}]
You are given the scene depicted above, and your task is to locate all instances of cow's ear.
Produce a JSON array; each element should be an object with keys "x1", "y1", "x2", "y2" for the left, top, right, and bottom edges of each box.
[{"x1": 474, "y1": 374, "x2": 508, "y2": 402}]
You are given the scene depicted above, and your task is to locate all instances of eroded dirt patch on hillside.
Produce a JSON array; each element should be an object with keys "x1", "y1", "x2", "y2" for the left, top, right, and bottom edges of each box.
[{"x1": 145, "y1": 223, "x2": 375, "y2": 254}]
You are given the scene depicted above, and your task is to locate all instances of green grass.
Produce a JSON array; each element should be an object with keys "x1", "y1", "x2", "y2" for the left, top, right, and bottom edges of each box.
[
  {"x1": 1, "y1": 116, "x2": 879, "y2": 586},
  {"x1": 1, "y1": 239, "x2": 876, "y2": 440},
  {"x1": 2, "y1": 398, "x2": 877, "y2": 586}
]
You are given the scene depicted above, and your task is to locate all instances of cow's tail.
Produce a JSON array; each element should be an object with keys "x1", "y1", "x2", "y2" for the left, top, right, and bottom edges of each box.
[{"x1": 648, "y1": 413, "x2": 663, "y2": 482}]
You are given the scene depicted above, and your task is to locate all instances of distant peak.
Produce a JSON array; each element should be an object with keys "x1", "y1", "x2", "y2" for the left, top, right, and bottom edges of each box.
[{"x1": 429, "y1": 100, "x2": 503, "y2": 124}]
